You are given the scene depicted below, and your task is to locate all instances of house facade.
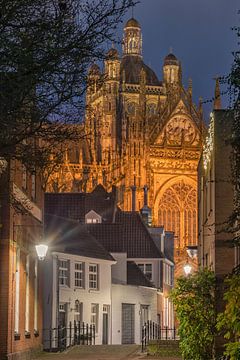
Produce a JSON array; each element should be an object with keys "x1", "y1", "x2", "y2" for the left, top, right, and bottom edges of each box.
[
  {"x1": 0, "y1": 160, "x2": 43, "y2": 360},
  {"x1": 43, "y1": 250, "x2": 115, "y2": 347}
]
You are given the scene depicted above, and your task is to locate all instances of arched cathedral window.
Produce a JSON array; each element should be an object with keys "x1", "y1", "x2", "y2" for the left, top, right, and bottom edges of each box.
[{"x1": 158, "y1": 181, "x2": 197, "y2": 249}]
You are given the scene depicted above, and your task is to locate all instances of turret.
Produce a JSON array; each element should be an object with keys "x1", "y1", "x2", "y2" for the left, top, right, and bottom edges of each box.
[
  {"x1": 87, "y1": 63, "x2": 101, "y2": 94},
  {"x1": 163, "y1": 53, "x2": 181, "y2": 85},
  {"x1": 104, "y1": 47, "x2": 120, "y2": 81},
  {"x1": 122, "y1": 18, "x2": 142, "y2": 58}
]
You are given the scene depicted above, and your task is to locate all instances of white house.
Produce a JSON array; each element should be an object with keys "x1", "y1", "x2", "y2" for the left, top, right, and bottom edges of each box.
[
  {"x1": 43, "y1": 216, "x2": 116, "y2": 348},
  {"x1": 111, "y1": 253, "x2": 158, "y2": 344},
  {"x1": 43, "y1": 188, "x2": 175, "y2": 347}
]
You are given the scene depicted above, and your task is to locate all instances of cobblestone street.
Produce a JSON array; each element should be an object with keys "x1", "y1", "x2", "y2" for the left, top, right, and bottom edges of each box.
[{"x1": 36, "y1": 345, "x2": 182, "y2": 360}]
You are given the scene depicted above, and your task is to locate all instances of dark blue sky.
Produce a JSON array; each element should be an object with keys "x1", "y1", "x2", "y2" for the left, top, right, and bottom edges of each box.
[{"x1": 115, "y1": 0, "x2": 239, "y2": 119}]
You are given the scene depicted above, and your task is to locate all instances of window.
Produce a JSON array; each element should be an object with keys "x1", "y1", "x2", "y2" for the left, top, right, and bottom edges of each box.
[
  {"x1": 75, "y1": 262, "x2": 84, "y2": 288},
  {"x1": 59, "y1": 303, "x2": 67, "y2": 327},
  {"x1": 31, "y1": 172, "x2": 36, "y2": 200},
  {"x1": 15, "y1": 247, "x2": 20, "y2": 334},
  {"x1": 59, "y1": 259, "x2": 69, "y2": 286},
  {"x1": 91, "y1": 304, "x2": 99, "y2": 332},
  {"x1": 164, "y1": 263, "x2": 173, "y2": 286},
  {"x1": 86, "y1": 218, "x2": 100, "y2": 224},
  {"x1": 22, "y1": 164, "x2": 27, "y2": 190},
  {"x1": 34, "y1": 259, "x2": 38, "y2": 332},
  {"x1": 89, "y1": 264, "x2": 98, "y2": 290},
  {"x1": 74, "y1": 301, "x2": 83, "y2": 323},
  {"x1": 137, "y1": 263, "x2": 152, "y2": 281},
  {"x1": 25, "y1": 255, "x2": 30, "y2": 333}
]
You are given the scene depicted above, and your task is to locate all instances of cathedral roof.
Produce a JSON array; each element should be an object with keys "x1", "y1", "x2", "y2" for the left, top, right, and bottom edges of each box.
[
  {"x1": 125, "y1": 17, "x2": 141, "y2": 28},
  {"x1": 120, "y1": 55, "x2": 160, "y2": 86}
]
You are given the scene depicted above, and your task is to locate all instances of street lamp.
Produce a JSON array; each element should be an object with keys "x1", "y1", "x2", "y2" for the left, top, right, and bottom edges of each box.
[
  {"x1": 183, "y1": 261, "x2": 192, "y2": 276},
  {"x1": 35, "y1": 244, "x2": 48, "y2": 261}
]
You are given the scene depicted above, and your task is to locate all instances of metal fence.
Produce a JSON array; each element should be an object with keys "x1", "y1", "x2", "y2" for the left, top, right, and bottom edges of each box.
[
  {"x1": 141, "y1": 321, "x2": 178, "y2": 352},
  {"x1": 43, "y1": 321, "x2": 95, "y2": 352}
]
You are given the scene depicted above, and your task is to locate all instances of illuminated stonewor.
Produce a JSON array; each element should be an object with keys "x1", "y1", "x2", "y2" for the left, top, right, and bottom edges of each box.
[{"x1": 47, "y1": 18, "x2": 203, "y2": 275}]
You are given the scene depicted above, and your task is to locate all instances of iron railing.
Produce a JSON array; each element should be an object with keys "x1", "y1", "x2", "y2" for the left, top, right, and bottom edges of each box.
[
  {"x1": 43, "y1": 321, "x2": 95, "y2": 352},
  {"x1": 141, "y1": 321, "x2": 178, "y2": 352}
]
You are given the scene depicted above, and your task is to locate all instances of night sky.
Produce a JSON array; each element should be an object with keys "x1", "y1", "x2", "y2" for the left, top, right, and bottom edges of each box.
[{"x1": 114, "y1": 0, "x2": 239, "y2": 120}]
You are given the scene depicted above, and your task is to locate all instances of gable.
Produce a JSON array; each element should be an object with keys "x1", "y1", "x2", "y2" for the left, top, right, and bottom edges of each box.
[
  {"x1": 85, "y1": 210, "x2": 102, "y2": 224},
  {"x1": 155, "y1": 100, "x2": 201, "y2": 146}
]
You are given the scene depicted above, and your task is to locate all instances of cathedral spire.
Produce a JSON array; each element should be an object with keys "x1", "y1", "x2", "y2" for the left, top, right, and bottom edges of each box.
[
  {"x1": 213, "y1": 77, "x2": 222, "y2": 110},
  {"x1": 123, "y1": 18, "x2": 142, "y2": 57}
]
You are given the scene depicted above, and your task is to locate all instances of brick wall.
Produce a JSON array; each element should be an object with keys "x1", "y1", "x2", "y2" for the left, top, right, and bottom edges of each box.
[{"x1": 0, "y1": 160, "x2": 44, "y2": 360}]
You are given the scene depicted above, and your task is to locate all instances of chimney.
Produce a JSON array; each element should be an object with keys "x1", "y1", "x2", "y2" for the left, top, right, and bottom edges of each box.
[
  {"x1": 131, "y1": 185, "x2": 136, "y2": 211},
  {"x1": 140, "y1": 185, "x2": 152, "y2": 226},
  {"x1": 143, "y1": 185, "x2": 148, "y2": 206}
]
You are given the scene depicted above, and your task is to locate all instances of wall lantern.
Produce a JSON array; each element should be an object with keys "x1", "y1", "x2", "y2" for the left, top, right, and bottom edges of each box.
[
  {"x1": 183, "y1": 261, "x2": 192, "y2": 276},
  {"x1": 35, "y1": 244, "x2": 48, "y2": 260}
]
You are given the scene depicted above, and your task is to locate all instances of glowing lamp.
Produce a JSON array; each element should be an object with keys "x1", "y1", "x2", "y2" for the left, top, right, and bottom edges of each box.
[
  {"x1": 35, "y1": 244, "x2": 48, "y2": 260},
  {"x1": 183, "y1": 262, "x2": 192, "y2": 276}
]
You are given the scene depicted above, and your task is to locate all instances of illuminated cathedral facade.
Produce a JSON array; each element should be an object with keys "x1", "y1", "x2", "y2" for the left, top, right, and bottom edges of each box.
[{"x1": 47, "y1": 18, "x2": 203, "y2": 274}]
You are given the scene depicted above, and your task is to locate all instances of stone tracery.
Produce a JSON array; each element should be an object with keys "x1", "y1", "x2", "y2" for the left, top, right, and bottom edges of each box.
[{"x1": 158, "y1": 181, "x2": 197, "y2": 249}]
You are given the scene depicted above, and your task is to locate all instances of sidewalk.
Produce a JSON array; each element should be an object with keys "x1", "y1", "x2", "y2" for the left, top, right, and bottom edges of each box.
[{"x1": 36, "y1": 345, "x2": 182, "y2": 360}]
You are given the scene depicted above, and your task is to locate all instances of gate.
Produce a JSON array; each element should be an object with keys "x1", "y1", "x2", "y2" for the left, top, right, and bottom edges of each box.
[{"x1": 141, "y1": 321, "x2": 177, "y2": 352}]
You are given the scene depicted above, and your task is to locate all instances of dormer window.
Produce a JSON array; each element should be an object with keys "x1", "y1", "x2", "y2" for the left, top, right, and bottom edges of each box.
[{"x1": 85, "y1": 210, "x2": 102, "y2": 224}]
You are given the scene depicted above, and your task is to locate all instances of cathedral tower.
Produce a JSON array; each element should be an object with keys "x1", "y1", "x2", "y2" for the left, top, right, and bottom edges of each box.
[{"x1": 123, "y1": 18, "x2": 142, "y2": 57}]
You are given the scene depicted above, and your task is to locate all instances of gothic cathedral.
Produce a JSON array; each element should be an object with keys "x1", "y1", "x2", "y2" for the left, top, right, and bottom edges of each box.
[{"x1": 47, "y1": 18, "x2": 203, "y2": 274}]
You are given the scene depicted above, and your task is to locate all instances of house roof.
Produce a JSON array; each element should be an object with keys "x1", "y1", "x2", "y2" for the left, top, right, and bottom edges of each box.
[
  {"x1": 127, "y1": 261, "x2": 154, "y2": 288},
  {"x1": 87, "y1": 211, "x2": 163, "y2": 258},
  {"x1": 44, "y1": 214, "x2": 114, "y2": 261},
  {"x1": 44, "y1": 184, "x2": 116, "y2": 223}
]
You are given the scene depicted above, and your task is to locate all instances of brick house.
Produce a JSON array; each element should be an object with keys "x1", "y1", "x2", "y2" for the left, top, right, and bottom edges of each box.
[{"x1": 0, "y1": 160, "x2": 43, "y2": 360}]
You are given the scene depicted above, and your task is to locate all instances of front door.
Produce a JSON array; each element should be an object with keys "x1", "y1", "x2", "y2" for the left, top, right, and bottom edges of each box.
[
  {"x1": 102, "y1": 305, "x2": 109, "y2": 344},
  {"x1": 122, "y1": 303, "x2": 135, "y2": 344}
]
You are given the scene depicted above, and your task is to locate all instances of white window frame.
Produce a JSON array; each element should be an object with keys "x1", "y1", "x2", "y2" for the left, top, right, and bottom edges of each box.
[
  {"x1": 25, "y1": 254, "x2": 30, "y2": 333},
  {"x1": 15, "y1": 247, "x2": 20, "y2": 334},
  {"x1": 137, "y1": 263, "x2": 153, "y2": 281},
  {"x1": 59, "y1": 259, "x2": 69, "y2": 287},
  {"x1": 74, "y1": 262, "x2": 84, "y2": 288},
  {"x1": 34, "y1": 259, "x2": 38, "y2": 332},
  {"x1": 74, "y1": 301, "x2": 83, "y2": 323},
  {"x1": 89, "y1": 264, "x2": 98, "y2": 290},
  {"x1": 91, "y1": 303, "x2": 99, "y2": 333}
]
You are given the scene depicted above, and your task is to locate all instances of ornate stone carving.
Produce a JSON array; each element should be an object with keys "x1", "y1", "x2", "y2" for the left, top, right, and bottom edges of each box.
[
  {"x1": 150, "y1": 159, "x2": 197, "y2": 171},
  {"x1": 155, "y1": 116, "x2": 200, "y2": 146},
  {"x1": 150, "y1": 147, "x2": 200, "y2": 161},
  {"x1": 158, "y1": 181, "x2": 197, "y2": 249}
]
